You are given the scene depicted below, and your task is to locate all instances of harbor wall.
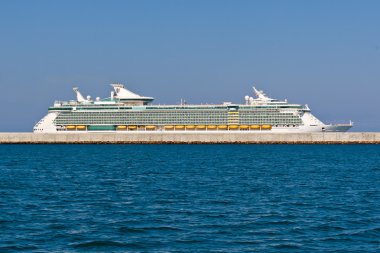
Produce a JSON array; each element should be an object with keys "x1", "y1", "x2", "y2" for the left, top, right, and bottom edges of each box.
[{"x1": 0, "y1": 132, "x2": 379, "y2": 144}]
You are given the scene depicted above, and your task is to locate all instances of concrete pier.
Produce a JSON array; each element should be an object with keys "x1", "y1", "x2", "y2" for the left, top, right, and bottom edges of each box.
[{"x1": 0, "y1": 132, "x2": 379, "y2": 144}]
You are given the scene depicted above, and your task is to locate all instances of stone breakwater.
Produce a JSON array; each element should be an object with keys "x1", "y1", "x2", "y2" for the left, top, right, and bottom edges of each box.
[{"x1": 0, "y1": 132, "x2": 379, "y2": 144}]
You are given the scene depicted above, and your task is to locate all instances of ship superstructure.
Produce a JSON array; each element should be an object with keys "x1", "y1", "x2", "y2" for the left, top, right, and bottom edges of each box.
[{"x1": 34, "y1": 84, "x2": 353, "y2": 133}]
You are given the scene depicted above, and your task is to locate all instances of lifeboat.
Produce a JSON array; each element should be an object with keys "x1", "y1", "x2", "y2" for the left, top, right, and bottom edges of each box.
[
  {"x1": 250, "y1": 125, "x2": 261, "y2": 130},
  {"x1": 146, "y1": 125, "x2": 156, "y2": 130},
  {"x1": 207, "y1": 125, "x2": 217, "y2": 130},
  {"x1": 164, "y1": 125, "x2": 174, "y2": 130},
  {"x1": 218, "y1": 125, "x2": 228, "y2": 130},
  {"x1": 196, "y1": 125, "x2": 206, "y2": 130},
  {"x1": 76, "y1": 125, "x2": 86, "y2": 130},
  {"x1": 186, "y1": 125, "x2": 195, "y2": 130},
  {"x1": 240, "y1": 125, "x2": 249, "y2": 130},
  {"x1": 229, "y1": 125, "x2": 239, "y2": 130},
  {"x1": 128, "y1": 125, "x2": 137, "y2": 130},
  {"x1": 66, "y1": 125, "x2": 76, "y2": 130},
  {"x1": 175, "y1": 125, "x2": 185, "y2": 130},
  {"x1": 117, "y1": 125, "x2": 127, "y2": 130},
  {"x1": 261, "y1": 125, "x2": 272, "y2": 130}
]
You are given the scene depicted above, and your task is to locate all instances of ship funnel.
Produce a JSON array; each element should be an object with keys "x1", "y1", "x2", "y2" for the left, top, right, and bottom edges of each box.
[
  {"x1": 110, "y1": 83, "x2": 154, "y2": 105},
  {"x1": 73, "y1": 87, "x2": 86, "y2": 103},
  {"x1": 253, "y1": 86, "x2": 273, "y2": 101}
]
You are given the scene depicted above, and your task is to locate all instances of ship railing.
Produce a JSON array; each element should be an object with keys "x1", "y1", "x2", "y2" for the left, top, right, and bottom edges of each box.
[{"x1": 53, "y1": 100, "x2": 80, "y2": 106}]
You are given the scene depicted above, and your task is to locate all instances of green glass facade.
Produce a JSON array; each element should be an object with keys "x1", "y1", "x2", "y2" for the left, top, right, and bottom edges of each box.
[{"x1": 52, "y1": 105, "x2": 303, "y2": 127}]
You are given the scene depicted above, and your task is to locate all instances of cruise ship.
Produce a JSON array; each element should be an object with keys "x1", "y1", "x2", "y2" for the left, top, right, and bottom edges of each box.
[{"x1": 33, "y1": 84, "x2": 353, "y2": 133}]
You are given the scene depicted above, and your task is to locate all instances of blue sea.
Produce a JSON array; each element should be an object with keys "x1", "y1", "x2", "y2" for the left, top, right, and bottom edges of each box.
[{"x1": 0, "y1": 145, "x2": 379, "y2": 252}]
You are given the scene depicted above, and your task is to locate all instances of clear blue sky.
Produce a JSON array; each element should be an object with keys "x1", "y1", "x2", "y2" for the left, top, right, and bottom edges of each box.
[{"x1": 0, "y1": 0, "x2": 379, "y2": 131}]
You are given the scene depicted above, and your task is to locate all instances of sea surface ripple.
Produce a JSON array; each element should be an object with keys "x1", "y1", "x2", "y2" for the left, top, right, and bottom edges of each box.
[{"x1": 0, "y1": 144, "x2": 379, "y2": 252}]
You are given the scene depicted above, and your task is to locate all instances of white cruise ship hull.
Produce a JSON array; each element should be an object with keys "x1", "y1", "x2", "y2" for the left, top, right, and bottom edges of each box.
[{"x1": 33, "y1": 84, "x2": 354, "y2": 133}]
